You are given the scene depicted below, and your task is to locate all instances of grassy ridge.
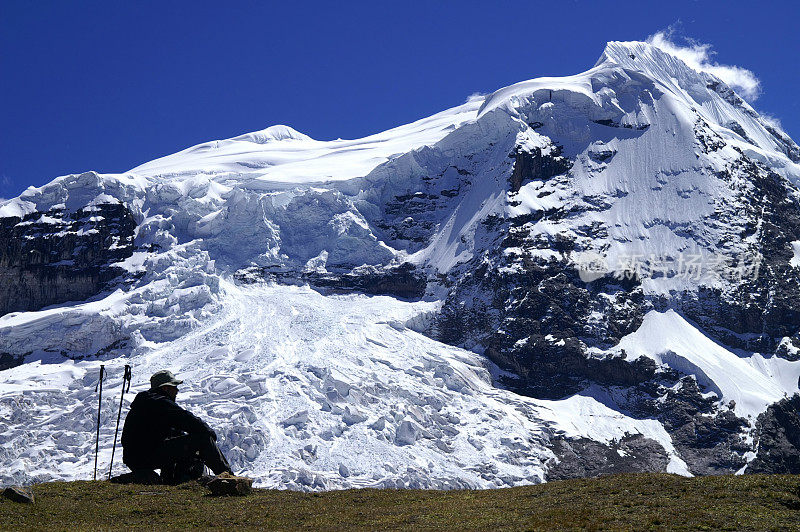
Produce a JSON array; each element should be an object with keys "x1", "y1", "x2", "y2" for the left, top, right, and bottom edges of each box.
[{"x1": 1, "y1": 473, "x2": 799, "y2": 530}]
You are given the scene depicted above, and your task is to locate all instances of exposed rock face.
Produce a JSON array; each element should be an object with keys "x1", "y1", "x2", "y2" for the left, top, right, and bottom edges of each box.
[
  {"x1": 652, "y1": 378, "x2": 749, "y2": 475},
  {"x1": 434, "y1": 142, "x2": 652, "y2": 396},
  {"x1": 429, "y1": 104, "x2": 800, "y2": 476},
  {"x1": 0, "y1": 353, "x2": 23, "y2": 371},
  {"x1": 546, "y1": 434, "x2": 669, "y2": 480},
  {"x1": 748, "y1": 395, "x2": 800, "y2": 474},
  {"x1": 0, "y1": 203, "x2": 136, "y2": 316},
  {"x1": 235, "y1": 262, "x2": 427, "y2": 300},
  {"x1": 674, "y1": 155, "x2": 800, "y2": 352},
  {"x1": 508, "y1": 145, "x2": 571, "y2": 194}
]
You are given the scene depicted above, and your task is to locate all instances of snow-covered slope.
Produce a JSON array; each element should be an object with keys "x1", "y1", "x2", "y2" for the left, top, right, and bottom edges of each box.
[
  {"x1": 2, "y1": 40, "x2": 800, "y2": 486},
  {"x1": 130, "y1": 102, "x2": 482, "y2": 185}
]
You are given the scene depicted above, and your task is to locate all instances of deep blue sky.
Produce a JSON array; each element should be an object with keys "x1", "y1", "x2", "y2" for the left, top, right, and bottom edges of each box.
[{"x1": 2, "y1": 0, "x2": 799, "y2": 199}]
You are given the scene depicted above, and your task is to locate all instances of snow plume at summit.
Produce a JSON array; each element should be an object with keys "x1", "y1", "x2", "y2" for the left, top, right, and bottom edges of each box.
[{"x1": 647, "y1": 29, "x2": 762, "y2": 101}]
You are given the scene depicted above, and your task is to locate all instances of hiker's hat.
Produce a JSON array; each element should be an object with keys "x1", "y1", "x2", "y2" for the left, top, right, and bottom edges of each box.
[{"x1": 150, "y1": 370, "x2": 183, "y2": 389}]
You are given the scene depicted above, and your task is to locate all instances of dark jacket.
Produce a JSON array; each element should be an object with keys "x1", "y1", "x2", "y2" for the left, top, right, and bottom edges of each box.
[{"x1": 121, "y1": 389, "x2": 216, "y2": 470}]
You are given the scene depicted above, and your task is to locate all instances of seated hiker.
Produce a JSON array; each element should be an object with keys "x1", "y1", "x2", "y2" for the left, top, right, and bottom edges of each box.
[{"x1": 121, "y1": 370, "x2": 232, "y2": 484}]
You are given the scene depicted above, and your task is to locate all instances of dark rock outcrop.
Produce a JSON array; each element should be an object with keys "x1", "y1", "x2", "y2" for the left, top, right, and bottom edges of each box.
[
  {"x1": 546, "y1": 434, "x2": 669, "y2": 480},
  {"x1": 207, "y1": 472, "x2": 253, "y2": 496},
  {"x1": 235, "y1": 262, "x2": 427, "y2": 300},
  {"x1": 0, "y1": 203, "x2": 137, "y2": 316},
  {"x1": 654, "y1": 378, "x2": 749, "y2": 475},
  {"x1": 508, "y1": 145, "x2": 571, "y2": 193},
  {"x1": 0, "y1": 353, "x2": 24, "y2": 371},
  {"x1": 748, "y1": 395, "x2": 800, "y2": 474},
  {"x1": 2, "y1": 486, "x2": 34, "y2": 504}
]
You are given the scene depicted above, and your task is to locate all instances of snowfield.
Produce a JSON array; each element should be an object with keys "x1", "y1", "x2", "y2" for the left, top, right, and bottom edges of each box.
[{"x1": 1, "y1": 39, "x2": 800, "y2": 486}]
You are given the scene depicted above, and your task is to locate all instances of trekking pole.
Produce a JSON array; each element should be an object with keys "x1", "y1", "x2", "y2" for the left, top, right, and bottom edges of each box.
[
  {"x1": 93, "y1": 364, "x2": 105, "y2": 481},
  {"x1": 108, "y1": 365, "x2": 132, "y2": 480}
]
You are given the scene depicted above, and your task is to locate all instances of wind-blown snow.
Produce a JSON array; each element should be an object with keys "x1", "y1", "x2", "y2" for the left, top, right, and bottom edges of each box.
[{"x1": 646, "y1": 31, "x2": 761, "y2": 101}]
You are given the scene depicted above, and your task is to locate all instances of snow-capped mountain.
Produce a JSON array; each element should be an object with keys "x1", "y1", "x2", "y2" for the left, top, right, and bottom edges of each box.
[{"x1": 2, "y1": 40, "x2": 800, "y2": 488}]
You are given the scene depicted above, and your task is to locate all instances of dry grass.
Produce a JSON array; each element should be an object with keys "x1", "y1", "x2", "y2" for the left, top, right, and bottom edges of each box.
[{"x1": 1, "y1": 473, "x2": 799, "y2": 530}]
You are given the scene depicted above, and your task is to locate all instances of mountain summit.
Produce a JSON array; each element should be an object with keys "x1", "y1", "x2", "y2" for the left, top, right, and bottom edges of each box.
[{"x1": 1, "y1": 41, "x2": 799, "y2": 487}]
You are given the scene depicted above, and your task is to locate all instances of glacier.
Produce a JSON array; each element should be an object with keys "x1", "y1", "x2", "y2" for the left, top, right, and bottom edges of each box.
[{"x1": 1, "y1": 40, "x2": 800, "y2": 487}]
